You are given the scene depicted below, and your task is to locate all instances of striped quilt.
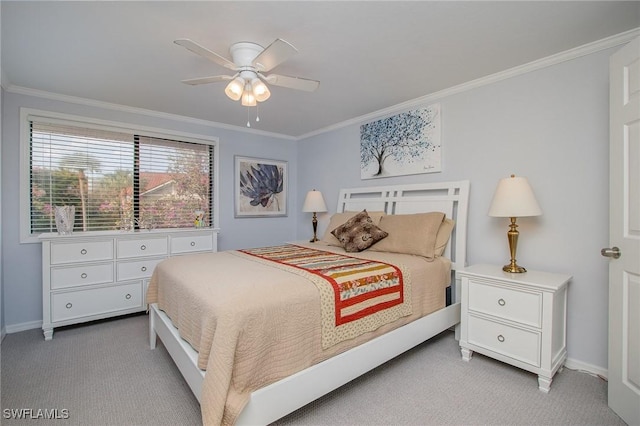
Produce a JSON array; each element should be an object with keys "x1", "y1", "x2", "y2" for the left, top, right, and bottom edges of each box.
[{"x1": 238, "y1": 244, "x2": 412, "y2": 348}]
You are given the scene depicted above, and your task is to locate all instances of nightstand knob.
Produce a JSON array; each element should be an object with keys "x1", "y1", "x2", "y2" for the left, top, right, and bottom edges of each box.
[
  {"x1": 141, "y1": 266, "x2": 147, "y2": 272},
  {"x1": 125, "y1": 294, "x2": 132, "y2": 300},
  {"x1": 190, "y1": 241, "x2": 196, "y2": 247},
  {"x1": 65, "y1": 303, "x2": 72, "y2": 309},
  {"x1": 140, "y1": 245, "x2": 146, "y2": 250},
  {"x1": 498, "y1": 298, "x2": 506, "y2": 306},
  {"x1": 80, "y1": 249, "x2": 87, "y2": 255},
  {"x1": 81, "y1": 273, "x2": 87, "y2": 279},
  {"x1": 497, "y1": 334, "x2": 505, "y2": 343}
]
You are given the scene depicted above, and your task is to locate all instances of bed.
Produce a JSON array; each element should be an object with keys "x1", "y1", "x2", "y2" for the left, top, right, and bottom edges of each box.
[{"x1": 147, "y1": 180, "x2": 470, "y2": 425}]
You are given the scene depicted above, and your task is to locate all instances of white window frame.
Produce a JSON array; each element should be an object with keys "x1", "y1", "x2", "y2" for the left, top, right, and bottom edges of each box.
[{"x1": 20, "y1": 108, "x2": 220, "y2": 243}]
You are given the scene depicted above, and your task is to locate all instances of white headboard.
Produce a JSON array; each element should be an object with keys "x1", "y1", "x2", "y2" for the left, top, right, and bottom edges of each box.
[{"x1": 336, "y1": 180, "x2": 470, "y2": 271}]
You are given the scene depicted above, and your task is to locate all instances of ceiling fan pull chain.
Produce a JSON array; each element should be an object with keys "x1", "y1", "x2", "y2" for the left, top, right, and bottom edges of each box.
[
  {"x1": 246, "y1": 106, "x2": 251, "y2": 127},
  {"x1": 256, "y1": 104, "x2": 260, "y2": 123}
]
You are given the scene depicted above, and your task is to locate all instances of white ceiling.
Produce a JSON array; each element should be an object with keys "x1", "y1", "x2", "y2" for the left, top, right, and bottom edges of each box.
[{"x1": 2, "y1": 1, "x2": 639, "y2": 138}]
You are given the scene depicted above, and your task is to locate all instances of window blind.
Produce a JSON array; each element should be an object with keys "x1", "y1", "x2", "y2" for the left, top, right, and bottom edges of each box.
[
  {"x1": 137, "y1": 136, "x2": 212, "y2": 229},
  {"x1": 29, "y1": 120, "x2": 213, "y2": 234}
]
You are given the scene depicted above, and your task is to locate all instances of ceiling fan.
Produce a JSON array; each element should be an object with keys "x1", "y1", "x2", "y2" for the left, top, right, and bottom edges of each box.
[{"x1": 174, "y1": 38, "x2": 320, "y2": 109}]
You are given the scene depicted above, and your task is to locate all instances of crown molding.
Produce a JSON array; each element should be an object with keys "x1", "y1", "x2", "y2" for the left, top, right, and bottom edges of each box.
[
  {"x1": 3, "y1": 85, "x2": 297, "y2": 141},
  {"x1": 297, "y1": 27, "x2": 640, "y2": 141}
]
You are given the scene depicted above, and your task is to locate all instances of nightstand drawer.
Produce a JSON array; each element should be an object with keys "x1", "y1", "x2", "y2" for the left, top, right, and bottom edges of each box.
[
  {"x1": 468, "y1": 280, "x2": 542, "y2": 327},
  {"x1": 468, "y1": 315, "x2": 541, "y2": 367}
]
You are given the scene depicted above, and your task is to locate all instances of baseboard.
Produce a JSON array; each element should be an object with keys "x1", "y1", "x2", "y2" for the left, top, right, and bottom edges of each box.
[
  {"x1": 564, "y1": 357, "x2": 608, "y2": 380},
  {"x1": 1, "y1": 326, "x2": 6, "y2": 343},
  {"x1": 5, "y1": 320, "x2": 42, "y2": 334}
]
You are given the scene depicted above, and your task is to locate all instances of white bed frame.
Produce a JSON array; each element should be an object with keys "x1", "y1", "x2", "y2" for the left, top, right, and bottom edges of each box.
[{"x1": 149, "y1": 180, "x2": 470, "y2": 425}]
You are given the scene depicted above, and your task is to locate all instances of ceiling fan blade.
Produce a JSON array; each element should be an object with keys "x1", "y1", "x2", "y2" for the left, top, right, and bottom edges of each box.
[
  {"x1": 264, "y1": 74, "x2": 320, "y2": 92},
  {"x1": 180, "y1": 75, "x2": 233, "y2": 85},
  {"x1": 174, "y1": 39, "x2": 237, "y2": 70},
  {"x1": 252, "y1": 39, "x2": 298, "y2": 72}
]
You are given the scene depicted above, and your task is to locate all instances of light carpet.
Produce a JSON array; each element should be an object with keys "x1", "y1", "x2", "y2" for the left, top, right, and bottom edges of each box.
[{"x1": 1, "y1": 313, "x2": 626, "y2": 425}]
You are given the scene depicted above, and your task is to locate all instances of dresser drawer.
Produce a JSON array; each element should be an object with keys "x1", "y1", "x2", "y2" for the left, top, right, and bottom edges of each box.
[
  {"x1": 467, "y1": 315, "x2": 541, "y2": 367},
  {"x1": 50, "y1": 240, "x2": 113, "y2": 265},
  {"x1": 117, "y1": 237, "x2": 168, "y2": 259},
  {"x1": 51, "y1": 262, "x2": 114, "y2": 290},
  {"x1": 117, "y1": 257, "x2": 164, "y2": 281},
  {"x1": 170, "y1": 233, "x2": 213, "y2": 254},
  {"x1": 468, "y1": 280, "x2": 542, "y2": 327},
  {"x1": 51, "y1": 282, "x2": 143, "y2": 323}
]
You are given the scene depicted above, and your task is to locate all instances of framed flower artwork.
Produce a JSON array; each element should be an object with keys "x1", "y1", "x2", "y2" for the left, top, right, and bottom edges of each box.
[{"x1": 234, "y1": 156, "x2": 288, "y2": 217}]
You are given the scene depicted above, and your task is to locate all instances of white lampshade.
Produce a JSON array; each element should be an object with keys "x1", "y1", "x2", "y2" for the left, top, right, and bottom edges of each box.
[
  {"x1": 224, "y1": 77, "x2": 245, "y2": 101},
  {"x1": 488, "y1": 175, "x2": 542, "y2": 218},
  {"x1": 302, "y1": 190, "x2": 327, "y2": 213},
  {"x1": 241, "y1": 83, "x2": 257, "y2": 106},
  {"x1": 251, "y1": 78, "x2": 271, "y2": 102}
]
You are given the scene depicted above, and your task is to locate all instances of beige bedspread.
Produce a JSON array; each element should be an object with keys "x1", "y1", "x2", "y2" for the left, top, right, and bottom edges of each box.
[{"x1": 146, "y1": 242, "x2": 450, "y2": 425}]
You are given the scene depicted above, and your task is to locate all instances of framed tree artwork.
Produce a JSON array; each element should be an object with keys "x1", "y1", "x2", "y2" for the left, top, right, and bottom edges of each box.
[
  {"x1": 360, "y1": 104, "x2": 441, "y2": 179},
  {"x1": 235, "y1": 156, "x2": 288, "y2": 217}
]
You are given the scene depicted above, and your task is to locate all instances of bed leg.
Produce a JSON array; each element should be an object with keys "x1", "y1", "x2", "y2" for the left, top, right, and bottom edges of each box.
[{"x1": 149, "y1": 308, "x2": 157, "y2": 349}]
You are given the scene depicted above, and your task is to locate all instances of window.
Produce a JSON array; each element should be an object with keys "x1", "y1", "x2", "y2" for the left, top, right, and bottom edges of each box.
[{"x1": 22, "y1": 109, "x2": 218, "y2": 241}]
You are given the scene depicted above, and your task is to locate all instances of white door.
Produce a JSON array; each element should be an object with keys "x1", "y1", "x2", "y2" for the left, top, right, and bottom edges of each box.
[{"x1": 605, "y1": 36, "x2": 640, "y2": 426}]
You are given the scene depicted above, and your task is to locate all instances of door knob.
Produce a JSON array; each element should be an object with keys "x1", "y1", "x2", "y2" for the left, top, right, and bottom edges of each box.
[{"x1": 601, "y1": 246, "x2": 621, "y2": 259}]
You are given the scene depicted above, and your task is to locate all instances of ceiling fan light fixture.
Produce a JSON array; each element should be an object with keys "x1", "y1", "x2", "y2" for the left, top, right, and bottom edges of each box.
[
  {"x1": 176, "y1": 38, "x2": 320, "y2": 125},
  {"x1": 241, "y1": 82, "x2": 257, "y2": 106},
  {"x1": 224, "y1": 76, "x2": 245, "y2": 101},
  {"x1": 251, "y1": 78, "x2": 271, "y2": 102}
]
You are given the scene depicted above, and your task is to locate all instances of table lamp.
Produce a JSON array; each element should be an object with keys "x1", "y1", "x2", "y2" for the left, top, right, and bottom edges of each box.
[
  {"x1": 302, "y1": 189, "x2": 327, "y2": 242},
  {"x1": 488, "y1": 175, "x2": 542, "y2": 273}
]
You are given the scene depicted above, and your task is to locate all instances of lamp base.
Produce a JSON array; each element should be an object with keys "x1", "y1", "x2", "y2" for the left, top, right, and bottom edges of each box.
[
  {"x1": 503, "y1": 217, "x2": 527, "y2": 273},
  {"x1": 503, "y1": 263, "x2": 527, "y2": 273},
  {"x1": 310, "y1": 213, "x2": 319, "y2": 243}
]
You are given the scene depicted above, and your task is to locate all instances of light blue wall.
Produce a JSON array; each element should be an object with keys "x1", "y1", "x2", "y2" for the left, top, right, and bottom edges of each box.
[
  {"x1": 1, "y1": 91, "x2": 298, "y2": 329},
  {"x1": 1, "y1": 46, "x2": 616, "y2": 372},
  {"x1": 296, "y1": 48, "x2": 613, "y2": 372}
]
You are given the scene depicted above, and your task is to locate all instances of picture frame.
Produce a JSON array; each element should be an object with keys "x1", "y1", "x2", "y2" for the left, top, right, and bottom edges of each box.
[
  {"x1": 360, "y1": 104, "x2": 441, "y2": 179},
  {"x1": 235, "y1": 156, "x2": 288, "y2": 217}
]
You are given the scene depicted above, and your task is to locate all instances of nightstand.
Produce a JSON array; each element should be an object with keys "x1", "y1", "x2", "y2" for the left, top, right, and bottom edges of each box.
[{"x1": 458, "y1": 264, "x2": 571, "y2": 392}]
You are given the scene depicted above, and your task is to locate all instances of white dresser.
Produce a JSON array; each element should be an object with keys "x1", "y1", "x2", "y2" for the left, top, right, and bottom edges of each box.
[
  {"x1": 458, "y1": 264, "x2": 571, "y2": 392},
  {"x1": 40, "y1": 228, "x2": 218, "y2": 340}
]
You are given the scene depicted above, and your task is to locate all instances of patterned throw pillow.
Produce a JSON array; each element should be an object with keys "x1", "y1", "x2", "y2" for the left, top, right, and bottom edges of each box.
[{"x1": 331, "y1": 210, "x2": 388, "y2": 252}]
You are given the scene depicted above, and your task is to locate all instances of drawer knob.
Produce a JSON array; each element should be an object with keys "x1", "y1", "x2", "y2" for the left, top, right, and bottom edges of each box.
[
  {"x1": 497, "y1": 334, "x2": 505, "y2": 343},
  {"x1": 65, "y1": 303, "x2": 73, "y2": 309},
  {"x1": 498, "y1": 298, "x2": 506, "y2": 306},
  {"x1": 190, "y1": 241, "x2": 196, "y2": 247},
  {"x1": 141, "y1": 266, "x2": 147, "y2": 272},
  {"x1": 125, "y1": 294, "x2": 132, "y2": 300},
  {"x1": 80, "y1": 249, "x2": 87, "y2": 255},
  {"x1": 81, "y1": 273, "x2": 88, "y2": 279},
  {"x1": 140, "y1": 245, "x2": 146, "y2": 250}
]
